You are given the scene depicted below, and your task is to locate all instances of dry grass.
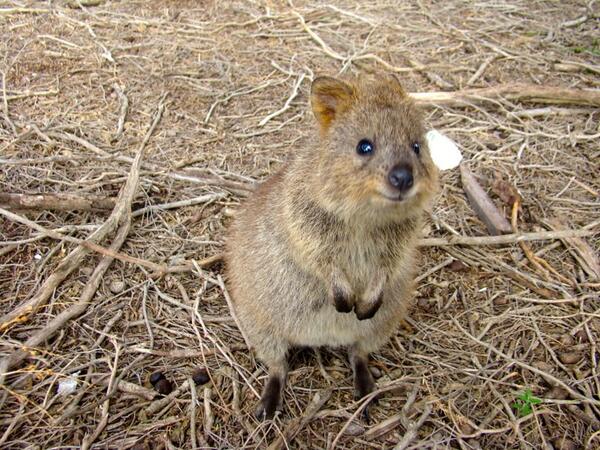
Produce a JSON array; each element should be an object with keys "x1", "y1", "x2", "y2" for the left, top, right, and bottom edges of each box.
[{"x1": 1, "y1": 1, "x2": 599, "y2": 449}]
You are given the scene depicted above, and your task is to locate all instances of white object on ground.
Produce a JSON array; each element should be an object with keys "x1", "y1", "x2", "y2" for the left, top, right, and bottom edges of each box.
[
  {"x1": 57, "y1": 372, "x2": 79, "y2": 396},
  {"x1": 426, "y1": 129, "x2": 462, "y2": 170}
]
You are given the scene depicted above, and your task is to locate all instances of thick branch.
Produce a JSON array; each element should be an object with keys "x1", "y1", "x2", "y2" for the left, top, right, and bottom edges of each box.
[
  {"x1": 0, "y1": 192, "x2": 116, "y2": 211},
  {"x1": 410, "y1": 84, "x2": 600, "y2": 108}
]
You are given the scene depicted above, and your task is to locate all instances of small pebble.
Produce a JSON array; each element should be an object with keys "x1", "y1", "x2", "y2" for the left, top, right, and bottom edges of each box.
[
  {"x1": 154, "y1": 378, "x2": 173, "y2": 396},
  {"x1": 558, "y1": 352, "x2": 582, "y2": 365},
  {"x1": 532, "y1": 361, "x2": 556, "y2": 386},
  {"x1": 417, "y1": 297, "x2": 432, "y2": 310},
  {"x1": 449, "y1": 260, "x2": 468, "y2": 272},
  {"x1": 109, "y1": 279, "x2": 125, "y2": 294},
  {"x1": 559, "y1": 334, "x2": 575, "y2": 346},
  {"x1": 192, "y1": 367, "x2": 210, "y2": 386},
  {"x1": 545, "y1": 386, "x2": 569, "y2": 400},
  {"x1": 80, "y1": 267, "x2": 93, "y2": 276},
  {"x1": 130, "y1": 442, "x2": 150, "y2": 450},
  {"x1": 552, "y1": 437, "x2": 578, "y2": 450},
  {"x1": 574, "y1": 329, "x2": 588, "y2": 343},
  {"x1": 345, "y1": 422, "x2": 365, "y2": 436},
  {"x1": 493, "y1": 297, "x2": 508, "y2": 306},
  {"x1": 369, "y1": 366, "x2": 382, "y2": 378},
  {"x1": 149, "y1": 371, "x2": 165, "y2": 386}
]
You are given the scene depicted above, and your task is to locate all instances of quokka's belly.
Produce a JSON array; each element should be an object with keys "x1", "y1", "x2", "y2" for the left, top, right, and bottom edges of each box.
[{"x1": 286, "y1": 301, "x2": 382, "y2": 348}]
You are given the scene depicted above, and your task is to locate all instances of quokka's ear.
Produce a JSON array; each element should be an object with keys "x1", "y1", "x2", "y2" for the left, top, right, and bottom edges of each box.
[
  {"x1": 384, "y1": 73, "x2": 407, "y2": 97},
  {"x1": 310, "y1": 76, "x2": 355, "y2": 130}
]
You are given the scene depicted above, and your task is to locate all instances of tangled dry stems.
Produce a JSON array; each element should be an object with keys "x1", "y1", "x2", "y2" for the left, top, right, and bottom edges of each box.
[{"x1": 1, "y1": 1, "x2": 599, "y2": 449}]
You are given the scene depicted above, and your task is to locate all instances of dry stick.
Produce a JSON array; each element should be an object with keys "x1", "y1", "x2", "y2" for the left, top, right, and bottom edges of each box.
[
  {"x1": 511, "y1": 200, "x2": 572, "y2": 286},
  {"x1": 452, "y1": 318, "x2": 600, "y2": 406},
  {"x1": 0, "y1": 207, "x2": 164, "y2": 277},
  {"x1": 466, "y1": 56, "x2": 498, "y2": 87},
  {"x1": 81, "y1": 342, "x2": 120, "y2": 450},
  {"x1": 91, "y1": 375, "x2": 156, "y2": 401},
  {"x1": 203, "y1": 387, "x2": 214, "y2": 442},
  {"x1": 0, "y1": 95, "x2": 166, "y2": 329},
  {"x1": 418, "y1": 228, "x2": 597, "y2": 247},
  {"x1": 129, "y1": 344, "x2": 246, "y2": 359},
  {"x1": 410, "y1": 84, "x2": 600, "y2": 108},
  {"x1": 146, "y1": 380, "x2": 191, "y2": 416},
  {"x1": 545, "y1": 218, "x2": 600, "y2": 281},
  {"x1": 111, "y1": 83, "x2": 128, "y2": 142},
  {"x1": 392, "y1": 404, "x2": 433, "y2": 450},
  {"x1": 0, "y1": 95, "x2": 166, "y2": 382},
  {"x1": 188, "y1": 377, "x2": 198, "y2": 450},
  {"x1": 131, "y1": 193, "x2": 227, "y2": 218},
  {"x1": 0, "y1": 192, "x2": 116, "y2": 211},
  {"x1": 365, "y1": 383, "x2": 419, "y2": 441},
  {"x1": 259, "y1": 72, "x2": 306, "y2": 127},
  {"x1": 45, "y1": 130, "x2": 255, "y2": 193},
  {"x1": 267, "y1": 389, "x2": 333, "y2": 450},
  {"x1": 460, "y1": 165, "x2": 512, "y2": 235},
  {"x1": 0, "y1": 219, "x2": 131, "y2": 380}
]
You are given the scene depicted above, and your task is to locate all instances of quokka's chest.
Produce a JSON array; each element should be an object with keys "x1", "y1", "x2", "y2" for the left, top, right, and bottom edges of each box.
[{"x1": 334, "y1": 232, "x2": 412, "y2": 281}]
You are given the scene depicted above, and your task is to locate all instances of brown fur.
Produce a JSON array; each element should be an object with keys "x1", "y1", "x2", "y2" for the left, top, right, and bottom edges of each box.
[{"x1": 225, "y1": 74, "x2": 439, "y2": 418}]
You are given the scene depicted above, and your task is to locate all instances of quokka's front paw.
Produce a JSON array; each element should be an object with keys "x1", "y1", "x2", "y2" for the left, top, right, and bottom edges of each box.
[
  {"x1": 333, "y1": 285, "x2": 354, "y2": 313},
  {"x1": 354, "y1": 291, "x2": 383, "y2": 320}
]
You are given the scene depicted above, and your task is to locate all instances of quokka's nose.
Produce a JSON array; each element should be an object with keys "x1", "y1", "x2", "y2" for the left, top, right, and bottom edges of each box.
[{"x1": 388, "y1": 165, "x2": 414, "y2": 192}]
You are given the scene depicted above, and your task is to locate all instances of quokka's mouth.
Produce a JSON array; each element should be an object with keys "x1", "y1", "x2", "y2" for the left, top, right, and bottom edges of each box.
[{"x1": 379, "y1": 187, "x2": 418, "y2": 203}]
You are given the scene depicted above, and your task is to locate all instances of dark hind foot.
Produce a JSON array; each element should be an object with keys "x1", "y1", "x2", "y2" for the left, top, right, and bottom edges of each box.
[
  {"x1": 353, "y1": 357, "x2": 375, "y2": 399},
  {"x1": 255, "y1": 374, "x2": 282, "y2": 420},
  {"x1": 350, "y1": 349, "x2": 377, "y2": 422}
]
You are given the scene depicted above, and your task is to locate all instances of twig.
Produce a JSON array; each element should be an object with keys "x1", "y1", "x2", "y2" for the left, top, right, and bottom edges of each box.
[
  {"x1": 0, "y1": 207, "x2": 165, "y2": 276},
  {"x1": 0, "y1": 94, "x2": 167, "y2": 330},
  {"x1": 460, "y1": 165, "x2": 512, "y2": 235},
  {"x1": 268, "y1": 389, "x2": 332, "y2": 450},
  {"x1": 203, "y1": 387, "x2": 214, "y2": 442},
  {"x1": 128, "y1": 344, "x2": 246, "y2": 358},
  {"x1": 188, "y1": 377, "x2": 198, "y2": 450},
  {"x1": 392, "y1": 404, "x2": 433, "y2": 450},
  {"x1": 132, "y1": 193, "x2": 226, "y2": 217},
  {"x1": 511, "y1": 200, "x2": 572, "y2": 286},
  {"x1": 452, "y1": 318, "x2": 600, "y2": 406},
  {"x1": 0, "y1": 192, "x2": 116, "y2": 211},
  {"x1": 0, "y1": 219, "x2": 131, "y2": 377},
  {"x1": 91, "y1": 375, "x2": 157, "y2": 401},
  {"x1": 410, "y1": 84, "x2": 600, "y2": 107},
  {"x1": 111, "y1": 83, "x2": 129, "y2": 142},
  {"x1": 293, "y1": 11, "x2": 344, "y2": 61},
  {"x1": 418, "y1": 227, "x2": 597, "y2": 247},
  {"x1": 146, "y1": 380, "x2": 191, "y2": 416},
  {"x1": 81, "y1": 341, "x2": 120, "y2": 450},
  {"x1": 466, "y1": 56, "x2": 498, "y2": 87},
  {"x1": 259, "y1": 73, "x2": 306, "y2": 127}
]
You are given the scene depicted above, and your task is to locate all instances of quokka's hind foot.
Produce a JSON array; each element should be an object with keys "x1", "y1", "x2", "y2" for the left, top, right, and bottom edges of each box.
[{"x1": 254, "y1": 357, "x2": 288, "y2": 420}]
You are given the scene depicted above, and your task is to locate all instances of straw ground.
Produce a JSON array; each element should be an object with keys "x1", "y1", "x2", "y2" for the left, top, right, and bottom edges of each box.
[{"x1": 1, "y1": 1, "x2": 599, "y2": 449}]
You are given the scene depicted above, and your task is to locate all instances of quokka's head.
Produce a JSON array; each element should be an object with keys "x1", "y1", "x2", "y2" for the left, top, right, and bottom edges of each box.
[{"x1": 309, "y1": 74, "x2": 439, "y2": 222}]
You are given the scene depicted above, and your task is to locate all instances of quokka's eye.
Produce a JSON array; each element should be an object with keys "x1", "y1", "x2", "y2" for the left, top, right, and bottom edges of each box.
[
  {"x1": 412, "y1": 142, "x2": 421, "y2": 155},
  {"x1": 357, "y1": 139, "x2": 374, "y2": 156}
]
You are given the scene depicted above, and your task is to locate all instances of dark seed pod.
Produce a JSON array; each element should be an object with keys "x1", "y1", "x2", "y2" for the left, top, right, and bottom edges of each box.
[
  {"x1": 154, "y1": 378, "x2": 173, "y2": 395},
  {"x1": 192, "y1": 367, "x2": 210, "y2": 386},
  {"x1": 150, "y1": 371, "x2": 165, "y2": 386}
]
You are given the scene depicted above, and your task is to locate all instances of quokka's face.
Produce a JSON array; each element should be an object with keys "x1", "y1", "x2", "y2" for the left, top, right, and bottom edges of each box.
[{"x1": 310, "y1": 75, "x2": 439, "y2": 219}]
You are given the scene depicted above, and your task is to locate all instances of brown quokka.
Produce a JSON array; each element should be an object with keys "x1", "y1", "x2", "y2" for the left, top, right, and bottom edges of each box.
[{"x1": 226, "y1": 74, "x2": 439, "y2": 419}]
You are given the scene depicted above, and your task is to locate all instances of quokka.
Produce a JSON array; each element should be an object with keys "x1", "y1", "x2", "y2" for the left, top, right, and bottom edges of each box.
[{"x1": 226, "y1": 74, "x2": 439, "y2": 418}]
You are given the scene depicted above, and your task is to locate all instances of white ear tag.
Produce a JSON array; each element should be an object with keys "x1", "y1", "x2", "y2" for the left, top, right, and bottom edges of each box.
[{"x1": 425, "y1": 129, "x2": 462, "y2": 170}]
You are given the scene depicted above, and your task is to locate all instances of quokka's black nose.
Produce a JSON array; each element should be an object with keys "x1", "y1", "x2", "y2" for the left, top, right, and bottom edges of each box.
[{"x1": 388, "y1": 165, "x2": 414, "y2": 192}]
